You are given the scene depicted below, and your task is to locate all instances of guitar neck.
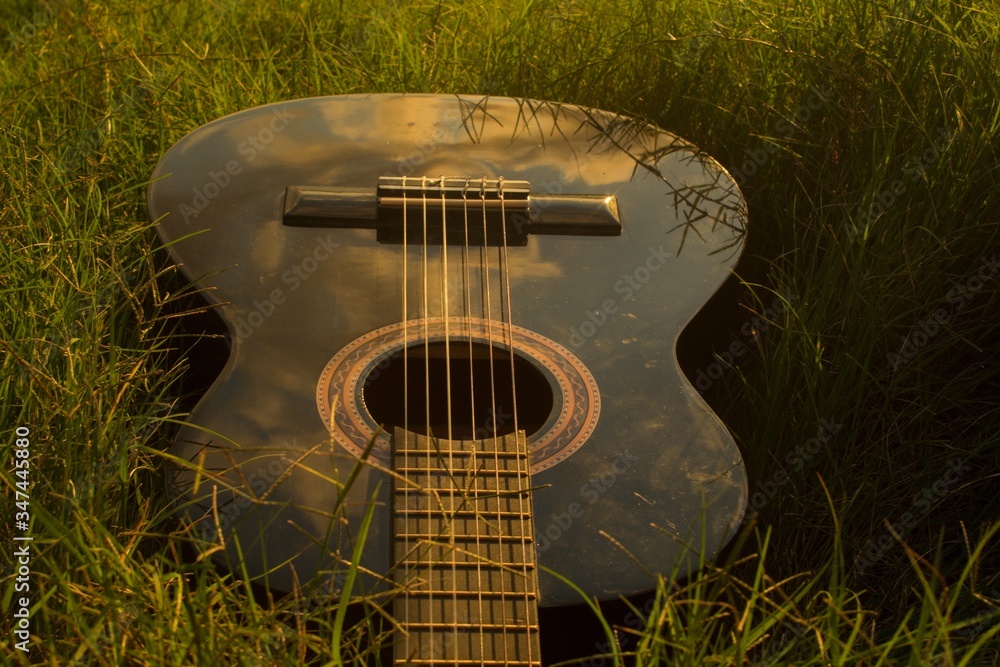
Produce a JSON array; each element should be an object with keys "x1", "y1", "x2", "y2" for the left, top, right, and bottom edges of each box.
[{"x1": 392, "y1": 427, "x2": 541, "y2": 666}]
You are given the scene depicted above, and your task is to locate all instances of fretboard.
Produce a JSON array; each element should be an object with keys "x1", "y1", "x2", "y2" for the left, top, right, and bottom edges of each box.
[{"x1": 392, "y1": 427, "x2": 541, "y2": 666}]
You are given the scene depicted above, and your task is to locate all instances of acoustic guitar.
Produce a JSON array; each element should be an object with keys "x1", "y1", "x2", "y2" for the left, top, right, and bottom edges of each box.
[{"x1": 148, "y1": 94, "x2": 747, "y2": 665}]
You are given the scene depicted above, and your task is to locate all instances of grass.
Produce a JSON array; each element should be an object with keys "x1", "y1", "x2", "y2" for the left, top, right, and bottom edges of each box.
[{"x1": 1, "y1": 0, "x2": 999, "y2": 663}]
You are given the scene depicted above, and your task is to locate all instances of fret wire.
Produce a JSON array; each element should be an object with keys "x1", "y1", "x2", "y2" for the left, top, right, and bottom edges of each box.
[
  {"x1": 405, "y1": 621, "x2": 540, "y2": 631},
  {"x1": 394, "y1": 533, "x2": 535, "y2": 543},
  {"x1": 392, "y1": 448, "x2": 528, "y2": 458},
  {"x1": 393, "y1": 506, "x2": 533, "y2": 524},
  {"x1": 392, "y1": 463, "x2": 527, "y2": 473},
  {"x1": 394, "y1": 508, "x2": 530, "y2": 519},
  {"x1": 392, "y1": 467, "x2": 526, "y2": 477},
  {"x1": 401, "y1": 660, "x2": 538, "y2": 667},
  {"x1": 397, "y1": 589, "x2": 537, "y2": 599},
  {"x1": 399, "y1": 560, "x2": 535, "y2": 576}
]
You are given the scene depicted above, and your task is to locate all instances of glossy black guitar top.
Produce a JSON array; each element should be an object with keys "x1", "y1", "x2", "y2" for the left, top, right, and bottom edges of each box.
[{"x1": 149, "y1": 94, "x2": 747, "y2": 662}]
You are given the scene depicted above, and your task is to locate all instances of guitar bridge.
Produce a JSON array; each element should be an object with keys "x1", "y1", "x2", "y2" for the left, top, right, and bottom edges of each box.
[{"x1": 282, "y1": 176, "x2": 621, "y2": 246}]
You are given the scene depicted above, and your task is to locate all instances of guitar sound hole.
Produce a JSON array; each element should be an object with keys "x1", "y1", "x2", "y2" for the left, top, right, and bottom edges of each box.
[{"x1": 363, "y1": 341, "x2": 554, "y2": 440}]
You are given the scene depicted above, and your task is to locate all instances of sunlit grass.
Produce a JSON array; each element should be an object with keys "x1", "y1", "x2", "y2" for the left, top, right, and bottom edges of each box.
[{"x1": 1, "y1": 0, "x2": 998, "y2": 663}]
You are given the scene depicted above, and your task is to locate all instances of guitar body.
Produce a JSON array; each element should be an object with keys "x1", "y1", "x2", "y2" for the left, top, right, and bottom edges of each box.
[{"x1": 149, "y1": 94, "x2": 746, "y2": 646}]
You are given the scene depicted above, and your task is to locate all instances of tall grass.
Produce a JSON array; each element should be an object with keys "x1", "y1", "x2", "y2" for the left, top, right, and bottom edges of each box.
[{"x1": 1, "y1": 0, "x2": 998, "y2": 663}]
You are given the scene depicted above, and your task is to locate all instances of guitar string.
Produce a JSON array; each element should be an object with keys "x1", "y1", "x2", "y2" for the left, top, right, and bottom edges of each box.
[
  {"x1": 438, "y1": 176, "x2": 461, "y2": 664},
  {"x1": 439, "y1": 178, "x2": 454, "y2": 451},
  {"x1": 479, "y1": 176, "x2": 510, "y2": 664},
  {"x1": 462, "y1": 178, "x2": 487, "y2": 664},
  {"x1": 420, "y1": 175, "x2": 435, "y2": 661},
  {"x1": 400, "y1": 175, "x2": 411, "y2": 663},
  {"x1": 498, "y1": 177, "x2": 534, "y2": 665}
]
